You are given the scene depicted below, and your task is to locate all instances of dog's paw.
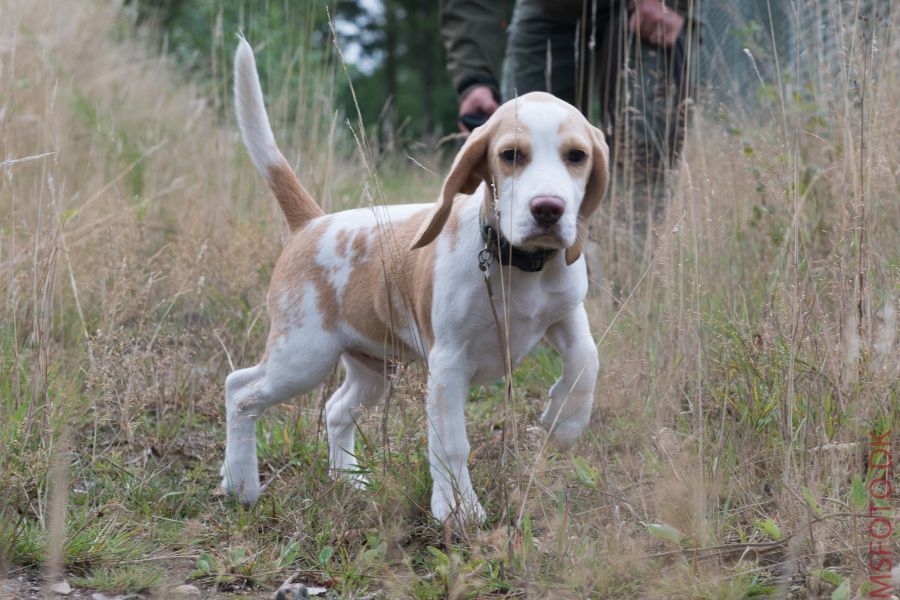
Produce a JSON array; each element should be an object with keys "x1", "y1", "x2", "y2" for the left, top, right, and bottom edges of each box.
[
  {"x1": 219, "y1": 462, "x2": 261, "y2": 505},
  {"x1": 540, "y1": 407, "x2": 590, "y2": 452},
  {"x1": 431, "y1": 492, "x2": 487, "y2": 528},
  {"x1": 348, "y1": 475, "x2": 370, "y2": 491},
  {"x1": 331, "y1": 468, "x2": 370, "y2": 490}
]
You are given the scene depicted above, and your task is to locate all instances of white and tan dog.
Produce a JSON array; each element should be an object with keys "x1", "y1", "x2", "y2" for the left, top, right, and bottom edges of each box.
[{"x1": 221, "y1": 39, "x2": 608, "y2": 525}]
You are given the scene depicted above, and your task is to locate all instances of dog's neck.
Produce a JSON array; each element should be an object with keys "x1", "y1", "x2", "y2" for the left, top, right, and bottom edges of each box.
[{"x1": 478, "y1": 189, "x2": 558, "y2": 273}]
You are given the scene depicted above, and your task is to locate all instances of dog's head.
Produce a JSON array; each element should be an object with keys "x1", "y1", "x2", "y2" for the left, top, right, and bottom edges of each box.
[{"x1": 410, "y1": 92, "x2": 609, "y2": 265}]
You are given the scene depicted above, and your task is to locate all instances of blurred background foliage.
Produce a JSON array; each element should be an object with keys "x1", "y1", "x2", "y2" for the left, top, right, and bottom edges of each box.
[{"x1": 126, "y1": 0, "x2": 478, "y2": 148}]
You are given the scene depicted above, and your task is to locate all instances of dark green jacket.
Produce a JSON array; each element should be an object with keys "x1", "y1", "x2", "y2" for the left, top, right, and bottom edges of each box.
[{"x1": 439, "y1": 0, "x2": 513, "y2": 101}]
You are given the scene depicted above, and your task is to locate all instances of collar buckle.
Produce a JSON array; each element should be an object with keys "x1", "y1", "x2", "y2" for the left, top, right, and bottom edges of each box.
[{"x1": 477, "y1": 247, "x2": 493, "y2": 272}]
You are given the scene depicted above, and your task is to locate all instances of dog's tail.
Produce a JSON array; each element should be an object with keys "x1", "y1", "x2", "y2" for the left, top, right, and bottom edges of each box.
[{"x1": 234, "y1": 37, "x2": 323, "y2": 231}]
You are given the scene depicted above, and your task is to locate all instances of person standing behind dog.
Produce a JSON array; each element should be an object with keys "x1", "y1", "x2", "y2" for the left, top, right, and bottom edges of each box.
[{"x1": 441, "y1": 0, "x2": 698, "y2": 243}]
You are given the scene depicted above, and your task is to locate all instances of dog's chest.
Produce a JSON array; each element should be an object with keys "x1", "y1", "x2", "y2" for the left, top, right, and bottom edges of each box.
[
  {"x1": 465, "y1": 312, "x2": 553, "y2": 383},
  {"x1": 445, "y1": 266, "x2": 585, "y2": 384}
]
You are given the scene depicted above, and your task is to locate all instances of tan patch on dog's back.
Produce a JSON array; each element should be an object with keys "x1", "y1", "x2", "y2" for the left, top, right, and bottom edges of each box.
[
  {"x1": 335, "y1": 229, "x2": 350, "y2": 258},
  {"x1": 266, "y1": 205, "x2": 460, "y2": 361},
  {"x1": 265, "y1": 219, "x2": 328, "y2": 342},
  {"x1": 341, "y1": 208, "x2": 445, "y2": 358}
]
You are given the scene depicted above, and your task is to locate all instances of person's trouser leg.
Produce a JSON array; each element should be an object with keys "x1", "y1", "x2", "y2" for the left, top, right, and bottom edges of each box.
[
  {"x1": 502, "y1": 0, "x2": 616, "y2": 301},
  {"x1": 501, "y1": 0, "x2": 581, "y2": 103},
  {"x1": 598, "y1": 5, "x2": 695, "y2": 245}
]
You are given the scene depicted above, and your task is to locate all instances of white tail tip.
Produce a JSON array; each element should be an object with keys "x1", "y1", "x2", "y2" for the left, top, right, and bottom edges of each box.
[{"x1": 234, "y1": 37, "x2": 282, "y2": 173}]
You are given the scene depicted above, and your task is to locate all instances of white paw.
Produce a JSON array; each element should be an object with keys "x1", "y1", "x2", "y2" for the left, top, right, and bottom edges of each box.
[
  {"x1": 540, "y1": 407, "x2": 590, "y2": 452},
  {"x1": 331, "y1": 467, "x2": 370, "y2": 490},
  {"x1": 219, "y1": 462, "x2": 261, "y2": 505},
  {"x1": 431, "y1": 491, "x2": 487, "y2": 528},
  {"x1": 347, "y1": 474, "x2": 370, "y2": 490}
]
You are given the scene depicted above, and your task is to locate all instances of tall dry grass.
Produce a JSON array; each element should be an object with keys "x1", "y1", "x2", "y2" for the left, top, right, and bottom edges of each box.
[
  {"x1": 0, "y1": 0, "x2": 358, "y2": 584},
  {"x1": 1, "y1": 0, "x2": 898, "y2": 597}
]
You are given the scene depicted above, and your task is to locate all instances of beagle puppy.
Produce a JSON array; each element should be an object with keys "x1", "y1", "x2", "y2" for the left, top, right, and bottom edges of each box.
[{"x1": 221, "y1": 39, "x2": 608, "y2": 526}]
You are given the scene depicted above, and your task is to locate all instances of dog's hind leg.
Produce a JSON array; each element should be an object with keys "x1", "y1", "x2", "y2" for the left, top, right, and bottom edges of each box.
[
  {"x1": 325, "y1": 353, "x2": 388, "y2": 486},
  {"x1": 221, "y1": 332, "x2": 342, "y2": 504}
]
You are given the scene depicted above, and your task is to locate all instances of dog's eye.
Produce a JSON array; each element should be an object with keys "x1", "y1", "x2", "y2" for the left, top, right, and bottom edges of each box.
[
  {"x1": 566, "y1": 149, "x2": 587, "y2": 164},
  {"x1": 500, "y1": 149, "x2": 526, "y2": 165}
]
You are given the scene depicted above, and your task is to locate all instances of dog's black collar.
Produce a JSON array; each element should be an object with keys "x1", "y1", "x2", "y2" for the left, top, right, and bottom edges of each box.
[{"x1": 479, "y1": 213, "x2": 558, "y2": 273}]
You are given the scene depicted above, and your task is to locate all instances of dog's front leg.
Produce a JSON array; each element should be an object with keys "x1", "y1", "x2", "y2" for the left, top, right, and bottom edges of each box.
[
  {"x1": 542, "y1": 304, "x2": 600, "y2": 450},
  {"x1": 425, "y1": 346, "x2": 486, "y2": 527}
]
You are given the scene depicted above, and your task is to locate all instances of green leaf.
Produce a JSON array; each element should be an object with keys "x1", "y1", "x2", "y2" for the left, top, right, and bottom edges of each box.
[
  {"x1": 850, "y1": 473, "x2": 867, "y2": 511},
  {"x1": 831, "y1": 579, "x2": 851, "y2": 600},
  {"x1": 190, "y1": 553, "x2": 213, "y2": 578},
  {"x1": 811, "y1": 569, "x2": 845, "y2": 587},
  {"x1": 646, "y1": 523, "x2": 690, "y2": 546},
  {"x1": 427, "y1": 546, "x2": 449, "y2": 569},
  {"x1": 60, "y1": 207, "x2": 79, "y2": 222},
  {"x1": 522, "y1": 512, "x2": 532, "y2": 562},
  {"x1": 754, "y1": 518, "x2": 783, "y2": 541},
  {"x1": 318, "y1": 546, "x2": 333, "y2": 566},
  {"x1": 571, "y1": 456, "x2": 598, "y2": 489},
  {"x1": 229, "y1": 547, "x2": 247, "y2": 565},
  {"x1": 802, "y1": 486, "x2": 822, "y2": 516},
  {"x1": 361, "y1": 542, "x2": 386, "y2": 564},
  {"x1": 278, "y1": 540, "x2": 300, "y2": 568}
]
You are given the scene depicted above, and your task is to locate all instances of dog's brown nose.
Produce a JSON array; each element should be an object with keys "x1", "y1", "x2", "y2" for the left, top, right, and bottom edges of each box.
[{"x1": 529, "y1": 196, "x2": 564, "y2": 226}]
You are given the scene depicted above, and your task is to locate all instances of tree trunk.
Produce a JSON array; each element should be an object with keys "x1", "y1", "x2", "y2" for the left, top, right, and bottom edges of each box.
[
  {"x1": 382, "y1": 0, "x2": 398, "y2": 151},
  {"x1": 413, "y1": 3, "x2": 434, "y2": 138}
]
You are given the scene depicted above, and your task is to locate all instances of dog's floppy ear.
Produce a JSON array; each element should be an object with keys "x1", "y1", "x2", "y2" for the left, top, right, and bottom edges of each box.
[
  {"x1": 565, "y1": 125, "x2": 609, "y2": 265},
  {"x1": 409, "y1": 120, "x2": 496, "y2": 250}
]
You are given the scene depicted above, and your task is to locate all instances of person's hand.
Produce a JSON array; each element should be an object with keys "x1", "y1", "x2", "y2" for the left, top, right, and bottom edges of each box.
[
  {"x1": 458, "y1": 85, "x2": 499, "y2": 133},
  {"x1": 629, "y1": 0, "x2": 684, "y2": 48}
]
